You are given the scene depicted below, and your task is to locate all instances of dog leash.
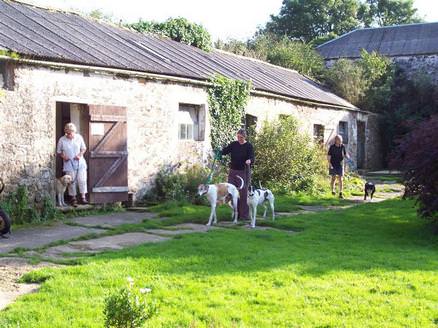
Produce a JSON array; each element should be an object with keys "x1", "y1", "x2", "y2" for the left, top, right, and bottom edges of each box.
[
  {"x1": 245, "y1": 163, "x2": 251, "y2": 190},
  {"x1": 68, "y1": 159, "x2": 80, "y2": 184}
]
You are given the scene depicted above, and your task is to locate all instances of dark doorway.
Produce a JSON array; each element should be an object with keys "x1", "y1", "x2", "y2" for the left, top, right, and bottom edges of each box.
[
  {"x1": 55, "y1": 102, "x2": 89, "y2": 180},
  {"x1": 357, "y1": 121, "x2": 366, "y2": 169}
]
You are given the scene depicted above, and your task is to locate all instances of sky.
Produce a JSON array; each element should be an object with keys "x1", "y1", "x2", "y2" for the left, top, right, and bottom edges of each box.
[{"x1": 27, "y1": 0, "x2": 438, "y2": 41}]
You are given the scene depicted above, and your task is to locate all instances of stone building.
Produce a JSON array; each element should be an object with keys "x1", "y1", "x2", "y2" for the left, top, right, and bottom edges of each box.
[
  {"x1": 317, "y1": 22, "x2": 438, "y2": 83},
  {"x1": 0, "y1": 0, "x2": 382, "y2": 204}
]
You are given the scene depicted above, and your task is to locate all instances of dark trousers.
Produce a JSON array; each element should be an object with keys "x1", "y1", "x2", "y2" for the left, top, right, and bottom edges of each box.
[{"x1": 228, "y1": 168, "x2": 250, "y2": 219}]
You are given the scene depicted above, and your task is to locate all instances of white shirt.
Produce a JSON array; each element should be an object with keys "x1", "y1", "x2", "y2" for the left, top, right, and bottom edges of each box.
[{"x1": 57, "y1": 134, "x2": 87, "y2": 172}]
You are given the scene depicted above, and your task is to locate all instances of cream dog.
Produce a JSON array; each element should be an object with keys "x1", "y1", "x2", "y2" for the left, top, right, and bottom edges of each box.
[
  {"x1": 247, "y1": 185, "x2": 275, "y2": 228},
  {"x1": 56, "y1": 174, "x2": 72, "y2": 207},
  {"x1": 198, "y1": 176, "x2": 244, "y2": 226}
]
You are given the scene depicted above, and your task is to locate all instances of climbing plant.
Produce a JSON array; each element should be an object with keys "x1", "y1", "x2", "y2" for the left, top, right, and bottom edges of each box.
[
  {"x1": 128, "y1": 17, "x2": 212, "y2": 52},
  {"x1": 207, "y1": 75, "x2": 251, "y2": 150}
]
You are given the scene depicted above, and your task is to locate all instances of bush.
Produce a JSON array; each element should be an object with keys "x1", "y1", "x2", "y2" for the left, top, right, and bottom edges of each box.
[
  {"x1": 0, "y1": 185, "x2": 61, "y2": 225},
  {"x1": 390, "y1": 116, "x2": 438, "y2": 227},
  {"x1": 103, "y1": 278, "x2": 155, "y2": 328},
  {"x1": 252, "y1": 116, "x2": 326, "y2": 194},
  {"x1": 144, "y1": 164, "x2": 209, "y2": 204}
]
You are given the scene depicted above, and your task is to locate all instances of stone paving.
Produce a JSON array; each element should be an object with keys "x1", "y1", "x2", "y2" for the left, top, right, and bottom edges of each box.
[
  {"x1": 68, "y1": 211, "x2": 157, "y2": 228},
  {"x1": 0, "y1": 223, "x2": 105, "y2": 253}
]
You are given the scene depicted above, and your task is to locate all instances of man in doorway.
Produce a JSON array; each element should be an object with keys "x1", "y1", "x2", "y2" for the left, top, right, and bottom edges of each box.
[{"x1": 327, "y1": 134, "x2": 349, "y2": 199}]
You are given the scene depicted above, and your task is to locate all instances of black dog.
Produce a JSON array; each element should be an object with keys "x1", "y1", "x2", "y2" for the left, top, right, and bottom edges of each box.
[{"x1": 364, "y1": 182, "x2": 376, "y2": 201}]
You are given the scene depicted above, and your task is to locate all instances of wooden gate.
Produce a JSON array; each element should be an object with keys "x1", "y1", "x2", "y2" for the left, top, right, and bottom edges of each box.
[{"x1": 87, "y1": 105, "x2": 128, "y2": 203}]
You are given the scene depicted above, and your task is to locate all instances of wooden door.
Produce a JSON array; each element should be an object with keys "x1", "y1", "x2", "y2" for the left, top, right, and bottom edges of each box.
[{"x1": 88, "y1": 105, "x2": 128, "y2": 203}]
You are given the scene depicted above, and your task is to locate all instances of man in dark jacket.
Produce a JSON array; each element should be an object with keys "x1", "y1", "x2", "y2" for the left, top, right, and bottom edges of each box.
[{"x1": 327, "y1": 134, "x2": 349, "y2": 199}]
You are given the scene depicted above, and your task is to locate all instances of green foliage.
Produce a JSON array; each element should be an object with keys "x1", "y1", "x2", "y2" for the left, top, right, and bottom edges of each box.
[
  {"x1": 128, "y1": 17, "x2": 212, "y2": 51},
  {"x1": 207, "y1": 75, "x2": 251, "y2": 150},
  {"x1": 104, "y1": 279, "x2": 155, "y2": 328},
  {"x1": 324, "y1": 50, "x2": 393, "y2": 107},
  {"x1": 0, "y1": 185, "x2": 61, "y2": 225},
  {"x1": 252, "y1": 116, "x2": 326, "y2": 193},
  {"x1": 325, "y1": 59, "x2": 368, "y2": 105},
  {"x1": 144, "y1": 164, "x2": 209, "y2": 204},
  {"x1": 261, "y1": 0, "x2": 421, "y2": 43},
  {"x1": 263, "y1": 0, "x2": 360, "y2": 42},
  {"x1": 0, "y1": 49, "x2": 20, "y2": 59},
  {"x1": 358, "y1": 0, "x2": 422, "y2": 27},
  {"x1": 382, "y1": 69, "x2": 438, "y2": 158},
  {"x1": 267, "y1": 38, "x2": 326, "y2": 79},
  {"x1": 216, "y1": 34, "x2": 326, "y2": 80},
  {"x1": 356, "y1": 50, "x2": 394, "y2": 111}
]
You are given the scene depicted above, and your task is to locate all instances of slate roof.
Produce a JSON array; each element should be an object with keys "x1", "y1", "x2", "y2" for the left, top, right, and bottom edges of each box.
[
  {"x1": 0, "y1": 0, "x2": 355, "y2": 109},
  {"x1": 317, "y1": 22, "x2": 438, "y2": 60}
]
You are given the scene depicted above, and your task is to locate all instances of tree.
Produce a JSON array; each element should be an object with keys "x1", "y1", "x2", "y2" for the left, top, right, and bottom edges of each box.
[
  {"x1": 128, "y1": 17, "x2": 212, "y2": 52},
  {"x1": 390, "y1": 116, "x2": 438, "y2": 229},
  {"x1": 381, "y1": 69, "x2": 438, "y2": 157},
  {"x1": 216, "y1": 34, "x2": 325, "y2": 80},
  {"x1": 358, "y1": 0, "x2": 422, "y2": 27},
  {"x1": 263, "y1": 0, "x2": 360, "y2": 42}
]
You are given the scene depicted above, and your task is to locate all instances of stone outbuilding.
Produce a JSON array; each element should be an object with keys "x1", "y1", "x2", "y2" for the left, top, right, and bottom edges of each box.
[
  {"x1": 0, "y1": 0, "x2": 382, "y2": 204},
  {"x1": 317, "y1": 22, "x2": 438, "y2": 83}
]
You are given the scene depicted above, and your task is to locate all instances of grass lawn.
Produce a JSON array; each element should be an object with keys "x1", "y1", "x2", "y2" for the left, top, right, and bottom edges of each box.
[{"x1": 1, "y1": 199, "x2": 437, "y2": 327}]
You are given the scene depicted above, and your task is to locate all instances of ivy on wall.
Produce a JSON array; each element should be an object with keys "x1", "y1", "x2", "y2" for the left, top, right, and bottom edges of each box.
[{"x1": 207, "y1": 75, "x2": 251, "y2": 150}]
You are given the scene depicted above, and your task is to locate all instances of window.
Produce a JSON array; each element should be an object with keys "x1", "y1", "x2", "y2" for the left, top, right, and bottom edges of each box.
[
  {"x1": 178, "y1": 104, "x2": 205, "y2": 141},
  {"x1": 313, "y1": 124, "x2": 325, "y2": 145},
  {"x1": 0, "y1": 62, "x2": 14, "y2": 91},
  {"x1": 338, "y1": 121, "x2": 348, "y2": 144},
  {"x1": 245, "y1": 114, "x2": 257, "y2": 135}
]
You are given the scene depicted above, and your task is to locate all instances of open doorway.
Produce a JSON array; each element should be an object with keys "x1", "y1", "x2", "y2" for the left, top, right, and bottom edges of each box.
[
  {"x1": 55, "y1": 102, "x2": 89, "y2": 180},
  {"x1": 357, "y1": 121, "x2": 366, "y2": 169},
  {"x1": 56, "y1": 103, "x2": 129, "y2": 204}
]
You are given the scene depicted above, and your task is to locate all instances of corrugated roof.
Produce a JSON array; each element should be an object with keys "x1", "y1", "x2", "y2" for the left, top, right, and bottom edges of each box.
[
  {"x1": 0, "y1": 0, "x2": 355, "y2": 109},
  {"x1": 317, "y1": 22, "x2": 438, "y2": 59}
]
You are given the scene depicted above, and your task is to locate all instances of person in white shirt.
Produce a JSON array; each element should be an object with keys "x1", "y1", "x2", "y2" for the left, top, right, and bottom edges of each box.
[{"x1": 56, "y1": 123, "x2": 88, "y2": 206}]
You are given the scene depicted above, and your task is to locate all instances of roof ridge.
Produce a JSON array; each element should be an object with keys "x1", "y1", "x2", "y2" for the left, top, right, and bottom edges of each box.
[
  {"x1": 358, "y1": 21, "x2": 438, "y2": 32},
  {"x1": 213, "y1": 48, "x2": 301, "y2": 75},
  {"x1": 6, "y1": 0, "x2": 82, "y2": 16}
]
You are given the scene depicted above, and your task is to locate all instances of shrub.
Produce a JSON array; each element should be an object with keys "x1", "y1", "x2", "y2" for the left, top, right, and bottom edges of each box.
[
  {"x1": 145, "y1": 164, "x2": 209, "y2": 203},
  {"x1": 390, "y1": 116, "x2": 438, "y2": 228},
  {"x1": 0, "y1": 185, "x2": 61, "y2": 225},
  {"x1": 267, "y1": 38, "x2": 326, "y2": 79},
  {"x1": 103, "y1": 278, "x2": 155, "y2": 328},
  {"x1": 252, "y1": 116, "x2": 326, "y2": 193}
]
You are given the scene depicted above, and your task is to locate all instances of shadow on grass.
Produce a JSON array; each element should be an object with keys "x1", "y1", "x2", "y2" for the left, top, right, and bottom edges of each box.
[{"x1": 82, "y1": 198, "x2": 438, "y2": 277}]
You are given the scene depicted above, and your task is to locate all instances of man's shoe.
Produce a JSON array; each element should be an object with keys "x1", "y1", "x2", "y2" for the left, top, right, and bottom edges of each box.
[
  {"x1": 339, "y1": 192, "x2": 344, "y2": 199},
  {"x1": 80, "y1": 198, "x2": 89, "y2": 205},
  {"x1": 331, "y1": 191, "x2": 336, "y2": 196},
  {"x1": 70, "y1": 197, "x2": 78, "y2": 207}
]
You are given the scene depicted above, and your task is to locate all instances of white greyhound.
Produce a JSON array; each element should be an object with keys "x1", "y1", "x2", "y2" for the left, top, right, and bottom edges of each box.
[{"x1": 197, "y1": 176, "x2": 244, "y2": 226}]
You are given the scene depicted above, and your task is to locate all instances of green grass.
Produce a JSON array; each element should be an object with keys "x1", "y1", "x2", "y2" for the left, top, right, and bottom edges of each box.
[{"x1": 1, "y1": 199, "x2": 437, "y2": 327}]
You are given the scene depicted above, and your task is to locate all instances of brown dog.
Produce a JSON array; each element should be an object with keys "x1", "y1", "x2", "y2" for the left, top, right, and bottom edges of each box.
[{"x1": 56, "y1": 175, "x2": 72, "y2": 207}]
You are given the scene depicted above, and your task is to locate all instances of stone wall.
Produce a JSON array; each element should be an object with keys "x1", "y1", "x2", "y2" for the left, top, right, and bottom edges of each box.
[
  {"x1": 393, "y1": 55, "x2": 438, "y2": 84},
  {"x1": 0, "y1": 62, "x2": 381, "y2": 204}
]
